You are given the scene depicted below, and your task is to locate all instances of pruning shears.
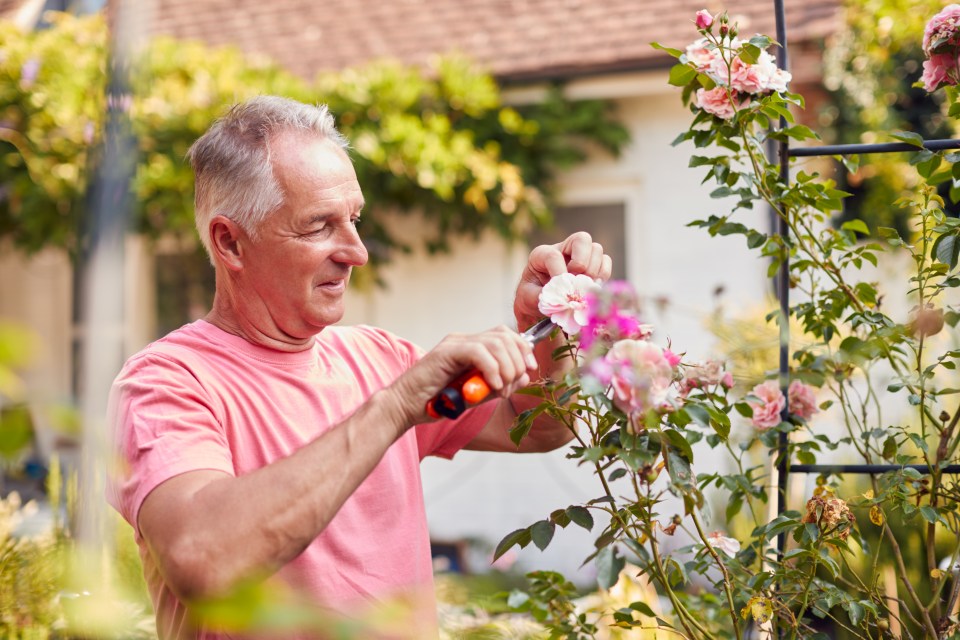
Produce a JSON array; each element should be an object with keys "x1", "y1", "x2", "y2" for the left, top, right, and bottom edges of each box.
[{"x1": 425, "y1": 317, "x2": 556, "y2": 420}]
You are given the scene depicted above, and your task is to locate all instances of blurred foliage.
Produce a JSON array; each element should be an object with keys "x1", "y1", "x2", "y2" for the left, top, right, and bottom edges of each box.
[
  {"x1": 822, "y1": 0, "x2": 959, "y2": 235},
  {"x1": 0, "y1": 12, "x2": 629, "y2": 279}
]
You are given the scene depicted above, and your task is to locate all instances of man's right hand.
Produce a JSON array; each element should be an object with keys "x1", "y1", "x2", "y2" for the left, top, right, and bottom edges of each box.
[{"x1": 389, "y1": 326, "x2": 539, "y2": 425}]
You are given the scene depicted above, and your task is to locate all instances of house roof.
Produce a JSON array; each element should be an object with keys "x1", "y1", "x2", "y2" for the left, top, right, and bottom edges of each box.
[{"x1": 142, "y1": 0, "x2": 840, "y2": 83}]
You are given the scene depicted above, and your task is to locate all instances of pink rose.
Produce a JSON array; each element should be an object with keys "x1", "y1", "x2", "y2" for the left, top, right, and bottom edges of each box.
[
  {"x1": 924, "y1": 4, "x2": 960, "y2": 55},
  {"x1": 788, "y1": 380, "x2": 818, "y2": 421},
  {"x1": 685, "y1": 38, "x2": 723, "y2": 76},
  {"x1": 695, "y1": 9, "x2": 714, "y2": 30},
  {"x1": 747, "y1": 380, "x2": 785, "y2": 430},
  {"x1": 694, "y1": 86, "x2": 739, "y2": 120},
  {"x1": 922, "y1": 53, "x2": 957, "y2": 91},
  {"x1": 538, "y1": 273, "x2": 601, "y2": 335},
  {"x1": 606, "y1": 339, "x2": 678, "y2": 417},
  {"x1": 729, "y1": 51, "x2": 791, "y2": 94}
]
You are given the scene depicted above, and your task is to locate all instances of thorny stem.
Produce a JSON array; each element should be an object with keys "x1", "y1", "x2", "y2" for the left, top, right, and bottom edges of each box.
[
  {"x1": 869, "y1": 475, "x2": 940, "y2": 638},
  {"x1": 690, "y1": 510, "x2": 742, "y2": 639}
]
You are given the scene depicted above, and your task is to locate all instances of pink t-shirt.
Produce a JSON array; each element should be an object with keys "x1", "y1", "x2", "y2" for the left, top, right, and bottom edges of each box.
[{"x1": 107, "y1": 320, "x2": 494, "y2": 639}]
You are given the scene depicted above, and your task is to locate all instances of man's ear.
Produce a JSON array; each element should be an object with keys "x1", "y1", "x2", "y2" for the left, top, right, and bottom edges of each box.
[{"x1": 208, "y1": 215, "x2": 246, "y2": 271}]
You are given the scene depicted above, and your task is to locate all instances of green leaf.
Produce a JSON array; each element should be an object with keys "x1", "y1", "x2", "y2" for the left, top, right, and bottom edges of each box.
[
  {"x1": 891, "y1": 131, "x2": 925, "y2": 148},
  {"x1": 630, "y1": 601, "x2": 657, "y2": 617},
  {"x1": 494, "y1": 527, "x2": 532, "y2": 560},
  {"x1": 530, "y1": 520, "x2": 555, "y2": 550},
  {"x1": 740, "y1": 43, "x2": 761, "y2": 64},
  {"x1": 651, "y1": 42, "x2": 683, "y2": 58},
  {"x1": 668, "y1": 63, "x2": 697, "y2": 87},
  {"x1": 934, "y1": 233, "x2": 960, "y2": 270},
  {"x1": 920, "y1": 506, "x2": 940, "y2": 523},
  {"x1": 596, "y1": 546, "x2": 625, "y2": 590},
  {"x1": 841, "y1": 219, "x2": 869, "y2": 235},
  {"x1": 566, "y1": 506, "x2": 595, "y2": 531}
]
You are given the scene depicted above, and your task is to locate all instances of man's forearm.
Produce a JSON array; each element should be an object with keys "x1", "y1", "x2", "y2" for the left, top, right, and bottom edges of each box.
[{"x1": 141, "y1": 386, "x2": 412, "y2": 601}]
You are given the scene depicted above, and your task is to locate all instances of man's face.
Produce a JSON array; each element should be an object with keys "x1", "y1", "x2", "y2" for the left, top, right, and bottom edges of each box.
[{"x1": 238, "y1": 132, "x2": 368, "y2": 338}]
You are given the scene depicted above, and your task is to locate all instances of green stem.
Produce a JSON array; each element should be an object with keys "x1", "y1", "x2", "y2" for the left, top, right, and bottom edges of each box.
[{"x1": 690, "y1": 511, "x2": 742, "y2": 640}]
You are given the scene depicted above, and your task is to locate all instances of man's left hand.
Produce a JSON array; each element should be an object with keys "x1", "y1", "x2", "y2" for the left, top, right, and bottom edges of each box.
[{"x1": 513, "y1": 231, "x2": 613, "y2": 329}]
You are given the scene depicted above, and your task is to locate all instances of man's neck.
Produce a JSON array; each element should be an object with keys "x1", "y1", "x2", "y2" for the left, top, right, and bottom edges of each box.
[{"x1": 205, "y1": 293, "x2": 317, "y2": 353}]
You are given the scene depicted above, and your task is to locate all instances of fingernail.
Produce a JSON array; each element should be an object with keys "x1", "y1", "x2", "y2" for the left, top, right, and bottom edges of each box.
[{"x1": 526, "y1": 353, "x2": 538, "y2": 369}]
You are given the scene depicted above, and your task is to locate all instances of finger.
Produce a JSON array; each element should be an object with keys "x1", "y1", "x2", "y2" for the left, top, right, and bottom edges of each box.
[
  {"x1": 599, "y1": 254, "x2": 613, "y2": 282},
  {"x1": 527, "y1": 244, "x2": 569, "y2": 281},
  {"x1": 563, "y1": 232, "x2": 594, "y2": 274},
  {"x1": 585, "y1": 243, "x2": 605, "y2": 278}
]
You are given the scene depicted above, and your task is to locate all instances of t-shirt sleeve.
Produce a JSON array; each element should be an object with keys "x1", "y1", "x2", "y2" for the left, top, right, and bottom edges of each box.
[
  {"x1": 106, "y1": 351, "x2": 234, "y2": 538},
  {"x1": 353, "y1": 325, "x2": 496, "y2": 461}
]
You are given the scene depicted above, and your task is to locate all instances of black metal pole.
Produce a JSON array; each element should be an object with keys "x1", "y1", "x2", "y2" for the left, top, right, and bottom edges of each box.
[
  {"x1": 791, "y1": 464, "x2": 960, "y2": 475},
  {"x1": 790, "y1": 138, "x2": 960, "y2": 157},
  {"x1": 773, "y1": 0, "x2": 790, "y2": 580}
]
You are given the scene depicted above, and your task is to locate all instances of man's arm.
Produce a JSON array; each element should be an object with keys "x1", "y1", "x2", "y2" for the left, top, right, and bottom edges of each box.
[
  {"x1": 136, "y1": 328, "x2": 537, "y2": 602},
  {"x1": 465, "y1": 232, "x2": 612, "y2": 453}
]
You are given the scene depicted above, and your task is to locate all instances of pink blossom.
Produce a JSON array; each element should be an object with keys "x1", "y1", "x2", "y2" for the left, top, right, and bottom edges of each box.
[
  {"x1": 924, "y1": 4, "x2": 960, "y2": 55},
  {"x1": 685, "y1": 38, "x2": 725, "y2": 77},
  {"x1": 663, "y1": 348, "x2": 682, "y2": 367},
  {"x1": 788, "y1": 380, "x2": 818, "y2": 421},
  {"x1": 748, "y1": 380, "x2": 785, "y2": 430},
  {"x1": 579, "y1": 280, "x2": 645, "y2": 350},
  {"x1": 679, "y1": 359, "x2": 732, "y2": 396},
  {"x1": 538, "y1": 273, "x2": 601, "y2": 335},
  {"x1": 708, "y1": 531, "x2": 741, "y2": 557},
  {"x1": 694, "y1": 86, "x2": 739, "y2": 120},
  {"x1": 605, "y1": 339, "x2": 678, "y2": 417},
  {"x1": 695, "y1": 9, "x2": 714, "y2": 30},
  {"x1": 922, "y1": 53, "x2": 957, "y2": 91}
]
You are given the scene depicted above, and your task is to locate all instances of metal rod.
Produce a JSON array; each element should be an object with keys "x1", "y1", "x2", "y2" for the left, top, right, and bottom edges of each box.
[
  {"x1": 789, "y1": 138, "x2": 960, "y2": 158},
  {"x1": 791, "y1": 464, "x2": 960, "y2": 475},
  {"x1": 773, "y1": 0, "x2": 790, "y2": 583}
]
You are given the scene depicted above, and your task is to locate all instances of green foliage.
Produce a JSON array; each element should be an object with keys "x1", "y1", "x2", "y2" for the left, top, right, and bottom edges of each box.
[
  {"x1": 492, "y1": 13, "x2": 960, "y2": 640},
  {"x1": 0, "y1": 13, "x2": 628, "y2": 275}
]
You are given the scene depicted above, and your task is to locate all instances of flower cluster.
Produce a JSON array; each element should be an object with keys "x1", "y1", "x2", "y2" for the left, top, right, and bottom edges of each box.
[
  {"x1": 921, "y1": 4, "x2": 960, "y2": 91},
  {"x1": 802, "y1": 492, "x2": 856, "y2": 540},
  {"x1": 747, "y1": 379, "x2": 819, "y2": 430},
  {"x1": 684, "y1": 11, "x2": 791, "y2": 120}
]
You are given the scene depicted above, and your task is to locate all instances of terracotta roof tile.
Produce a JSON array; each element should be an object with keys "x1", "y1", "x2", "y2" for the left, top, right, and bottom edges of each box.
[{"x1": 142, "y1": 1, "x2": 843, "y2": 82}]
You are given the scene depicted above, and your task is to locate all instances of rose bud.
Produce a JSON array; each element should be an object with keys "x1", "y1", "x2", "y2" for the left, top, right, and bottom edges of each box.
[{"x1": 695, "y1": 9, "x2": 714, "y2": 30}]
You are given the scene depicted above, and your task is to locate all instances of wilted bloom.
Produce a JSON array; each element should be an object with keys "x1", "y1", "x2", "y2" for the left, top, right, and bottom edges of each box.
[
  {"x1": 605, "y1": 339, "x2": 679, "y2": 418},
  {"x1": 802, "y1": 493, "x2": 855, "y2": 540},
  {"x1": 708, "y1": 531, "x2": 741, "y2": 557},
  {"x1": 580, "y1": 280, "x2": 645, "y2": 350},
  {"x1": 924, "y1": 4, "x2": 960, "y2": 55},
  {"x1": 538, "y1": 273, "x2": 601, "y2": 335},
  {"x1": 787, "y1": 380, "x2": 818, "y2": 421},
  {"x1": 909, "y1": 304, "x2": 945, "y2": 338},
  {"x1": 921, "y1": 53, "x2": 957, "y2": 91},
  {"x1": 680, "y1": 359, "x2": 734, "y2": 396},
  {"x1": 695, "y1": 9, "x2": 714, "y2": 30},
  {"x1": 747, "y1": 380, "x2": 785, "y2": 430}
]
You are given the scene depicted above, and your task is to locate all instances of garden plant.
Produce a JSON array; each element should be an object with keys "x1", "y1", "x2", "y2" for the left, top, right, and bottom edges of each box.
[{"x1": 496, "y1": 7, "x2": 960, "y2": 639}]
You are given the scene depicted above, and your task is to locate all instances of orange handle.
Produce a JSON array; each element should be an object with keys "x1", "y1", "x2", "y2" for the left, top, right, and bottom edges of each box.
[
  {"x1": 461, "y1": 373, "x2": 492, "y2": 405},
  {"x1": 426, "y1": 370, "x2": 492, "y2": 420}
]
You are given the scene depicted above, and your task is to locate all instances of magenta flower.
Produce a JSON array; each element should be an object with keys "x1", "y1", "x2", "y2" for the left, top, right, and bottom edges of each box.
[
  {"x1": 747, "y1": 380, "x2": 785, "y2": 430},
  {"x1": 579, "y1": 280, "x2": 645, "y2": 350},
  {"x1": 788, "y1": 380, "x2": 818, "y2": 421},
  {"x1": 695, "y1": 9, "x2": 714, "y2": 30},
  {"x1": 538, "y1": 273, "x2": 601, "y2": 335}
]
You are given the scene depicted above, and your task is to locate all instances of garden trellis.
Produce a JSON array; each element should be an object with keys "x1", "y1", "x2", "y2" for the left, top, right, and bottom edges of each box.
[{"x1": 771, "y1": 0, "x2": 960, "y2": 562}]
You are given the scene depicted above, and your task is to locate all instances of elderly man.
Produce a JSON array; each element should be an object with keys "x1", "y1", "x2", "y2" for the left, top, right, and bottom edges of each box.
[{"x1": 108, "y1": 96, "x2": 611, "y2": 639}]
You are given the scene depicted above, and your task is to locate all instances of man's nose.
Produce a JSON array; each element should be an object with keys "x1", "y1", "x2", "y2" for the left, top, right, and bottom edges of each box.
[{"x1": 334, "y1": 225, "x2": 368, "y2": 267}]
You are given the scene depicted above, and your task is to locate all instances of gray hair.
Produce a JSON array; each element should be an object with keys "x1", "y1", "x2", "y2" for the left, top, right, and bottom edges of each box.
[{"x1": 187, "y1": 95, "x2": 350, "y2": 258}]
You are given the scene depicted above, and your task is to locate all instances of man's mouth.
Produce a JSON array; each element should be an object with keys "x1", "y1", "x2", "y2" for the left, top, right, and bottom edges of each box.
[{"x1": 316, "y1": 278, "x2": 346, "y2": 292}]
